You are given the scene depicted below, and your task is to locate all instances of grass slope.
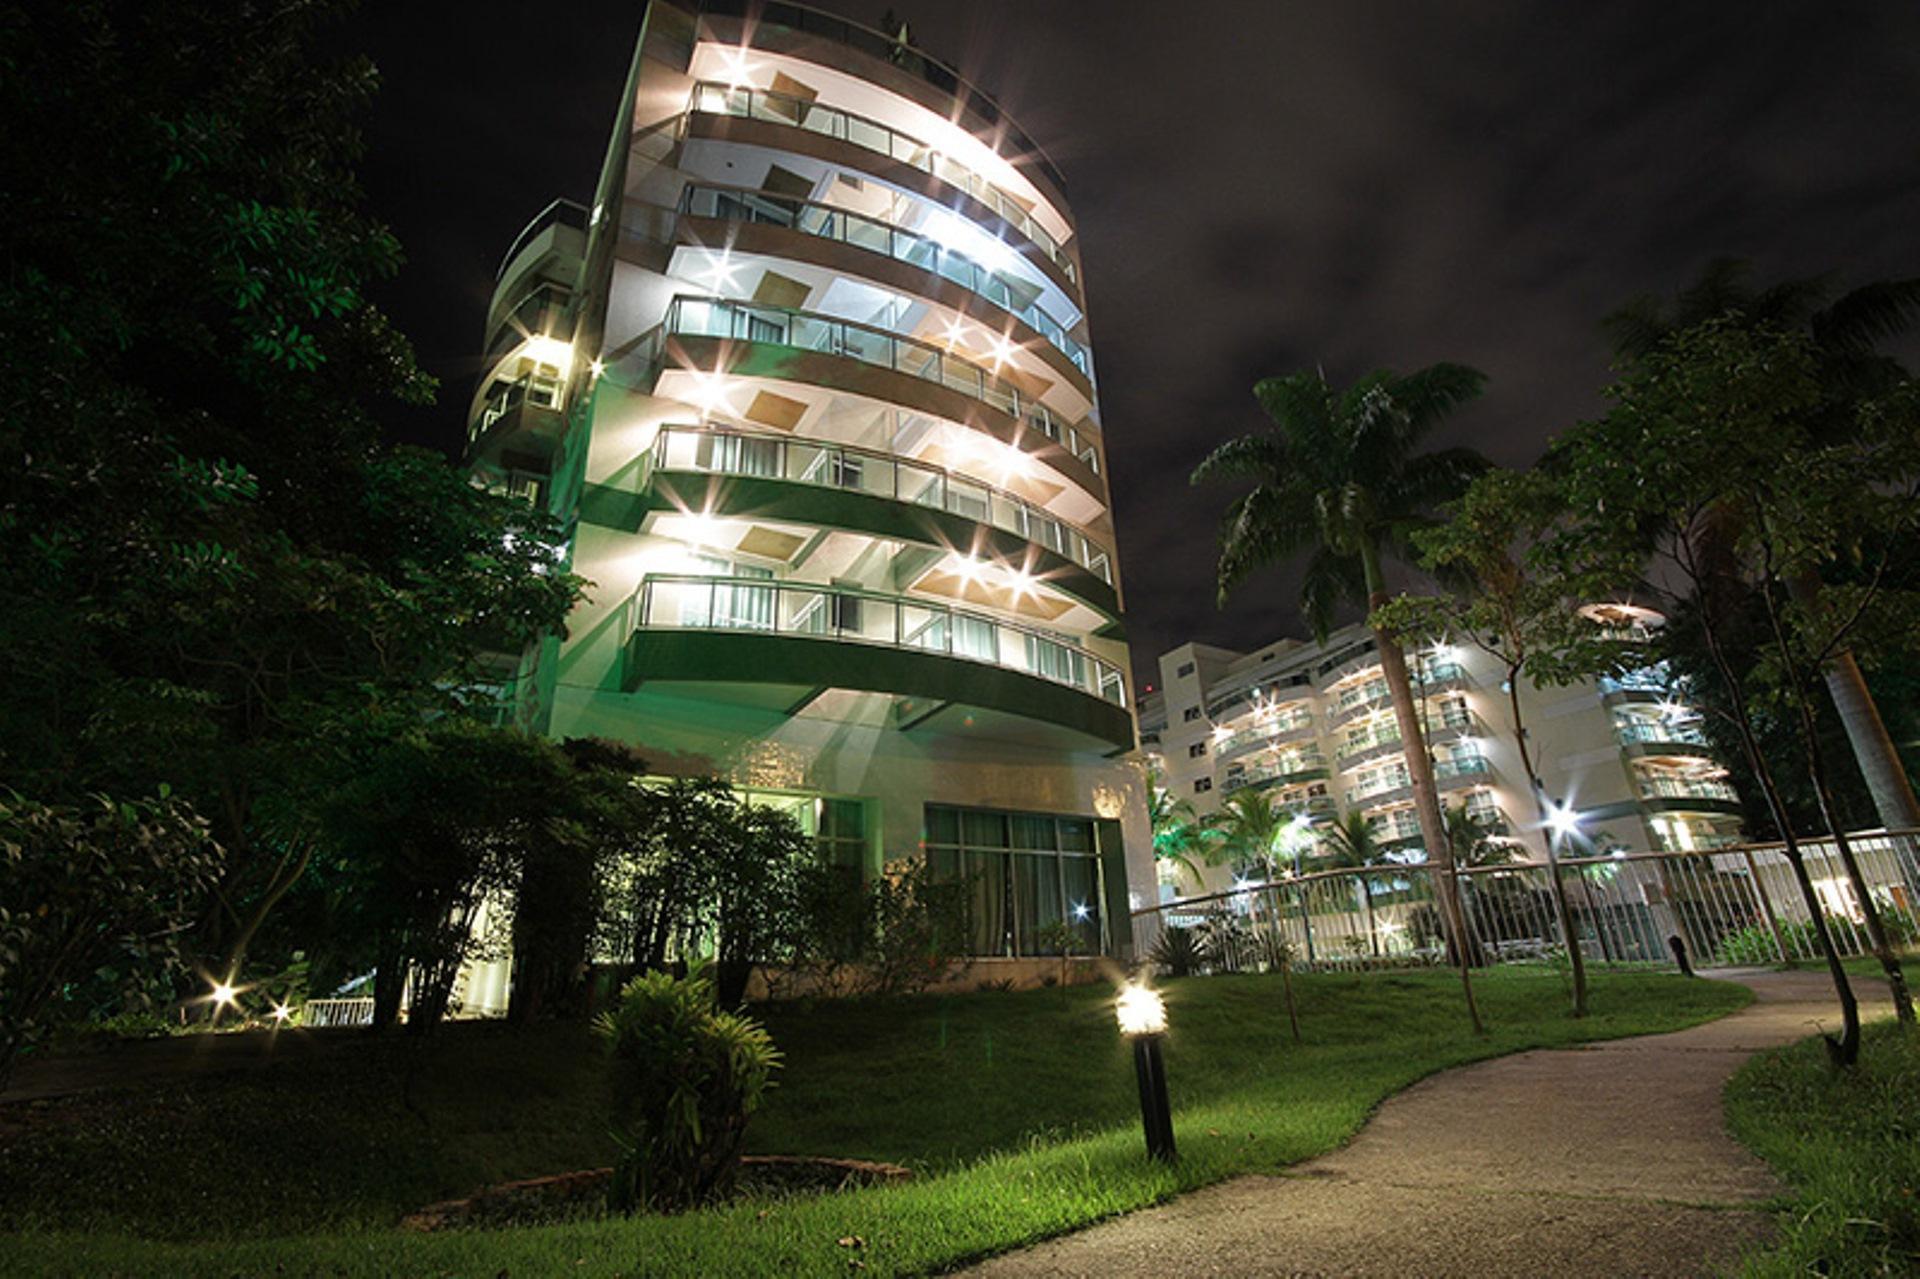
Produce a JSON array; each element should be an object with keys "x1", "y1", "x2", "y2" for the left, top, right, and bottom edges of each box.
[
  {"x1": 0, "y1": 968, "x2": 1748, "y2": 1277},
  {"x1": 1726, "y1": 1018, "x2": 1920, "y2": 1276}
]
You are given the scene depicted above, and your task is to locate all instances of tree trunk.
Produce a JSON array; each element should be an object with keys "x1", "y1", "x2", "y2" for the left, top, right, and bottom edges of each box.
[
  {"x1": 1506, "y1": 670, "x2": 1589, "y2": 1017},
  {"x1": 1785, "y1": 571, "x2": 1920, "y2": 830},
  {"x1": 1697, "y1": 601, "x2": 1859, "y2": 1064},
  {"x1": 1363, "y1": 539, "x2": 1482, "y2": 1033},
  {"x1": 1823, "y1": 649, "x2": 1920, "y2": 829}
]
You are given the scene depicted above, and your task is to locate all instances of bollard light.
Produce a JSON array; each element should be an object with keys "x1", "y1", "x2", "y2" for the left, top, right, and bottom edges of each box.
[{"x1": 1116, "y1": 982, "x2": 1175, "y2": 1162}]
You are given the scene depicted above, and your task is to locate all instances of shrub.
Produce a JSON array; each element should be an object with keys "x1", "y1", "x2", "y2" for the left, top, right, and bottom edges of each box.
[
  {"x1": 0, "y1": 789, "x2": 222, "y2": 1084},
  {"x1": 1148, "y1": 925, "x2": 1202, "y2": 977},
  {"x1": 593, "y1": 962, "x2": 781, "y2": 1214}
]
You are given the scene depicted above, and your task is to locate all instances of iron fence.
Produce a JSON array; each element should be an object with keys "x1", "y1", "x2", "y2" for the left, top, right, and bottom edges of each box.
[{"x1": 1133, "y1": 830, "x2": 1920, "y2": 974}]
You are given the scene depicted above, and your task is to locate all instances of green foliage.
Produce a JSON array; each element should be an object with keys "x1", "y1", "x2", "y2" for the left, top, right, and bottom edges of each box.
[
  {"x1": 0, "y1": 790, "x2": 222, "y2": 1083},
  {"x1": 1727, "y1": 1019, "x2": 1920, "y2": 1276},
  {"x1": 1147, "y1": 764, "x2": 1221, "y2": 890},
  {"x1": 593, "y1": 963, "x2": 781, "y2": 1214},
  {"x1": 0, "y1": 0, "x2": 586, "y2": 1009},
  {"x1": 1191, "y1": 362, "x2": 1488, "y2": 630},
  {"x1": 1148, "y1": 925, "x2": 1203, "y2": 977},
  {"x1": 777, "y1": 857, "x2": 975, "y2": 998}
]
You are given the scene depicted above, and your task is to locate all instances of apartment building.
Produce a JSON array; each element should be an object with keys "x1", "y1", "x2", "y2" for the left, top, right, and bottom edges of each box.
[
  {"x1": 1138, "y1": 609, "x2": 1744, "y2": 897},
  {"x1": 459, "y1": 0, "x2": 1150, "y2": 976}
]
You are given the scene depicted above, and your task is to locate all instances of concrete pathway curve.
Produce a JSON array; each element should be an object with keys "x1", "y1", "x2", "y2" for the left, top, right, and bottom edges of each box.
[{"x1": 967, "y1": 970, "x2": 1891, "y2": 1278}]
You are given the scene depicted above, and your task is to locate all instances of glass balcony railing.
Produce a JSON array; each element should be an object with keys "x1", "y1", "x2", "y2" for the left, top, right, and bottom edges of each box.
[
  {"x1": 659, "y1": 296, "x2": 1102, "y2": 474},
  {"x1": 1215, "y1": 713, "x2": 1314, "y2": 756},
  {"x1": 1434, "y1": 755, "x2": 1491, "y2": 784},
  {"x1": 1637, "y1": 775, "x2": 1740, "y2": 803},
  {"x1": 1366, "y1": 813, "x2": 1425, "y2": 843},
  {"x1": 687, "y1": 82, "x2": 1076, "y2": 285},
  {"x1": 630, "y1": 574, "x2": 1126, "y2": 707},
  {"x1": 649, "y1": 425, "x2": 1112, "y2": 584},
  {"x1": 1224, "y1": 755, "x2": 1328, "y2": 794},
  {"x1": 681, "y1": 186, "x2": 1090, "y2": 377},
  {"x1": 1615, "y1": 719, "x2": 1711, "y2": 748},
  {"x1": 469, "y1": 373, "x2": 564, "y2": 444},
  {"x1": 494, "y1": 199, "x2": 589, "y2": 281},
  {"x1": 1337, "y1": 724, "x2": 1404, "y2": 763},
  {"x1": 1599, "y1": 665, "x2": 1673, "y2": 695},
  {"x1": 484, "y1": 282, "x2": 572, "y2": 365}
]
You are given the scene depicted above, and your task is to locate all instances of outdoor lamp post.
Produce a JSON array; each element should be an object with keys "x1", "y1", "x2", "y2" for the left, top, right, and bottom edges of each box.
[{"x1": 1116, "y1": 982, "x2": 1176, "y2": 1162}]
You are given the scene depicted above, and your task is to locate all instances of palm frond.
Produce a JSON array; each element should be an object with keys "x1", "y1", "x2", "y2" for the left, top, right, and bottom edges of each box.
[
  {"x1": 1388, "y1": 363, "x2": 1489, "y2": 434},
  {"x1": 1215, "y1": 482, "x2": 1321, "y2": 604},
  {"x1": 1299, "y1": 546, "x2": 1365, "y2": 639},
  {"x1": 1190, "y1": 430, "x2": 1288, "y2": 487},
  {"x1": 1391, "y1": 446, "x2": 1491, "y2": 514},
  {"x1": 1253, "y1": 372, "x2": 1340, "y2": 460},
  {"x1": 1814, "y1": 278, "x2": 1920, "y2": 355},
  {"x1": 1602, "y1": 294, "x2": 1670, "y2": 361}
]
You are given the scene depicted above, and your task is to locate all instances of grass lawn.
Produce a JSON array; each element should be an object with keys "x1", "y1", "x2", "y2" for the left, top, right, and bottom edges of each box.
[
  {"x1": 0, "y1": 967, "x2": 1748, "y2": 1277},
  {"x1": 1726, "y1": 1017, "x2": 1920, "y2": 1276}
]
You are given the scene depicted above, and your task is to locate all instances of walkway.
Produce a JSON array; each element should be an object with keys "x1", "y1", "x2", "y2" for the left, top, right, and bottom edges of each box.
[{"x1": 968, "y1": 970, "x2": 1891, "y2": 1278}]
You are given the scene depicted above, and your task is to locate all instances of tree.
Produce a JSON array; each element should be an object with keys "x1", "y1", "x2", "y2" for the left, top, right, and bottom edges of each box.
[
  {"x1": 0, "y1": 0, "x2": 586, "y2": 1005},
  {"x1": 1147, "y1": 765, "x2": 1218, "y2": 892},
  {"x1": 0, "y1": 791, "x2": 223, "y2": 1084},
  {"x1": 1193, "y1": 363, "x2": 1491, "y2": 1031},
  {"x1": 1606, "y1": 260, "x2": 1920, "y2": 830},
  {"x1": 1372, "y1": 467, "x2": 1626, "y2": 1016},
  {"x1": 1551, "y1": 319, "x2": 1918, "y2": 1061},
  {"x1": 1209, "y1": 790, "x2": 1290, "y2": 879},
  {"x1": 1319, "y1": 810, "x2": 1387, "y2": 955}
]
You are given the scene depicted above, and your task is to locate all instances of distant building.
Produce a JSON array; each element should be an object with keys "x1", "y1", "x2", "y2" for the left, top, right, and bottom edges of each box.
[
  {"x1": 1137, "y1": 607, "x2": 1743, "y2": 898},
  {"x1": 456, "y1": 0, "x2": 1150, "y2": 1004}
]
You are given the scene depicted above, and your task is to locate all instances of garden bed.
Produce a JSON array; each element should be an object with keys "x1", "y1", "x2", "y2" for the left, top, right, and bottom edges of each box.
[{"x1": 401, "y1": 1155, "x2": 912, "y2": 1231}]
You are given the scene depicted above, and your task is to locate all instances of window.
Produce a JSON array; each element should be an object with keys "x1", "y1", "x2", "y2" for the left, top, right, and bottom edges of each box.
[
  {"x1": 1194, "y1": 778, "x2": 1213, "y2": 794},
  {"x1": 1182, "y1": 706, "x2": 1202, "y2": 722},
  {"x1": 814, "y1": 797, "x2": 866, "y2": 869},
  {"x1": 1175, "y1": 661, "x2": 1196, "y2": 678},
  {"x1": 924, "y1": 805, "x2": 1104, "y2": 957},
  {"x1": 1188, "y1": 742, "x2": 1207, "y2": 758}
]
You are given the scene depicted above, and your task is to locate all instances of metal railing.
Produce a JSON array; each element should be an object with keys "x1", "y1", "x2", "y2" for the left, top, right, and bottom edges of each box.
[
  {"x1": 470, "y1": 373, "x2": 564, "y2": 444},
  {"x1": 1615, "y1": 719, "x2": 1711, "y2": 748},
  {"x1": 1134, "y1": 830, "x2": 1920, "y2": 974},
  {"x1": 302, "y1": 998, "x2": 375, "y2": 1029},
  {"x1": 659, "y1": 296, "x2": 1101, "y2": 474},
  {"x1": 687, "y1": 80, "x2": 1075, "y2": 283},
  {"x1": 1637, "y1": 774, "x2": 1740, "y2": 803},
  {"x1": 649, "y1": 424, "x2": 1112, "y2": 583},
  {"x1": 630, "y1": 574, "x2": 1126, "y2": 706},
  {"x1": 1216, "y1": 713, "x2": 1315, "y2": 758},
  {"x1": 1222, "y1": 756, "x2": 1328, "y2": 794},
  {"x1": 681, "y1": 185, "x2": 1089, "y2": 375}
]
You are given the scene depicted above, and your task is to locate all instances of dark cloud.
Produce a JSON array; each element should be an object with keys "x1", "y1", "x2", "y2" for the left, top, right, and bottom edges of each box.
[{"x1": 353, "y1": 0, "x2": 1920, "y2": 687}]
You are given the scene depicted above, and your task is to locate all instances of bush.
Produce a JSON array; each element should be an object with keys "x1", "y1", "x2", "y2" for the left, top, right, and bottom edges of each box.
[
  {"x1": 0, "y1": 789, "x2": 222, "y2": 1084},
  {"x1": 1148, "y1": 925, "x2": 1202, "y2": 977},
  {"x1": 593, "y1": 962, "x2": 781, "y2": 1213}
]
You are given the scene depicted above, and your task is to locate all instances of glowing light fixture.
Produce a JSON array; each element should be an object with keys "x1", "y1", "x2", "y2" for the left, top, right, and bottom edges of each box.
[
  {"x1": 271, "y1": 1003, "x2": 292, "y2": 1023},
  {"x1": 209, "y1": 982, "x2": 238, "y2": 1007},
  {"x1": 1115, "y1": 982, "x2": 1175, "y2": 1162},
  {"x1": 523, "y1": 334, "x2": 574, "y2": 373},
  {"x1": 718, "y1": 47, "x2": 756, "y2": 89},
  {"x1": 1546, "y1": 803, "x2": 1583, "y2": 841},
  {"x1": 1072, "y1": 902, "x2": 1091, "y2": 921}
]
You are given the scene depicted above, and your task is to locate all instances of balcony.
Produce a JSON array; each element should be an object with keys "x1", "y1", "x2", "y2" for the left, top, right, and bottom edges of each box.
[
  {"x1": 680, "y1": 186, "x2": 1088, "y2": 379},
  {"x1": 654, "y1": 296, "x2": 1102, "y2": 480},
  {"x1": 1329, "y1": 679, "x2": 1392, "y2": 725},
  {"x1": 1614, "y1": 718, "x2": 1714, "y2": 761},
  {"x1": 484, "y1": 282, "x2": 572, "y2": 366},
  {"x1": 1636, "y1": 775, "x2": 1740, "y2": 805},
  {"x1": 645, "y1": 425, "x2": 1115, "y2": 608},
  {"x1": 625, "y1": 574, "x2": 1129, "y2": 749},
  {"x1": 1434, "y1": 755, "x2": 1492, "y2": 789},
  {"x1": 1215, "y1": 713, "x2": 1315, "y2": 761},
  {"x1": 1221, "y1": 756, "x2": 1329, "y2": 796},
  {"x1": 685, "y1": 81, "x2": 1075, "y2": 286},
  {"x1": 468, "y1": 373, "x2": 565, "y2": 451}
]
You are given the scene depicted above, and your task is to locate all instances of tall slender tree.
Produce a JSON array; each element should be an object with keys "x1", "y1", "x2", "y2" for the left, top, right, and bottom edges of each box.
[
  {"x1": 1607, "y1": 260, "x2": 1920, "y2": 830},
  {"x1": 1194, "y1": 364, "x2": 1490, "y2": 1031}
]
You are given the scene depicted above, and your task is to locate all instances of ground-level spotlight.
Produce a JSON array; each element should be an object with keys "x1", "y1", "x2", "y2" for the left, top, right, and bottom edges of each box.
[
  {"x1": 209, "y1": 981, "x2": 238, "y2": 1008},
  {"x1": 270, "y1": 1003, "x2": 292, "y2": 1024},
  {"x1": 1116, "y1": 982, "x2": 1175, "y2": 1163}
]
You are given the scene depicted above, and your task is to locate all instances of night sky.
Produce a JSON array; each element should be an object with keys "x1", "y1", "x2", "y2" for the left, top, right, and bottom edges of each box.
[{"x1": 354, "y1": 1, "x2": 1920, "y2": 687}]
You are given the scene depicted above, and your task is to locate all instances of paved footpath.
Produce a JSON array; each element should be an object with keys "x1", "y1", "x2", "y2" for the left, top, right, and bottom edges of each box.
[{"x1": 967, "y1": 971, "x2": 1891, "y2": 1279}]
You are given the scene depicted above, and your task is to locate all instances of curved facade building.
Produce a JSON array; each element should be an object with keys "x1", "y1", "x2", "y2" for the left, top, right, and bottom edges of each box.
[{"x1": 466, "y1": 1, "x2": 1150, "y2": 967}]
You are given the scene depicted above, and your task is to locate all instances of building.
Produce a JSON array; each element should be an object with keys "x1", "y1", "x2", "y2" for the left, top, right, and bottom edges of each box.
[
  {"x1": 460, "y1": 0, "x2": 1150, "y2": 987},
  {"x1": 1137, "y1": 608, "x2": 1744, "y2": 898}
]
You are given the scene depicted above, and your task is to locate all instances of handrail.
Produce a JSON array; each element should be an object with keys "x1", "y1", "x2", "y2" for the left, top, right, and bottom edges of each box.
[
  {"x1": 686, "y1": 81, "x2": 1075, "y2": 284},
  {"x1": 680, "y1": 184, "x2": 1089, "y2": 375},
  {"x1": 695, "y1": 0, "x2": 1067, "y2": 192},
  {"x1": 659, "y1": 295, "x2": 1102, "y2": 475},
  {"x1": 650, "y1": 424, "x2": 1111, "y2": 583},
  {"x1": 495, "y1": 199, "x2": 588, "y2": 282},
  {"x1": 631, "y1": 573, "x2": 1126, "y2": 706},
  {"x1": 1636, "y1": 775, "x2": 1740, "y2": 802},
  {"x1": 1615, "y1": 720, "x2": 1711, "y2": 747},
  {"x1": 468, "y1": 373, "x2": 565, "y2": 444}
]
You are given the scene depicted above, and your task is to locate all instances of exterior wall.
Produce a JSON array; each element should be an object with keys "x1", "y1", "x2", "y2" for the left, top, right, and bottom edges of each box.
[
  {"x1": 462, "y1": 0, "x2": 1151, "y2": 980},
  {"x1": 1143, "y1": 623, "x2": 1743, "y2": 899}
]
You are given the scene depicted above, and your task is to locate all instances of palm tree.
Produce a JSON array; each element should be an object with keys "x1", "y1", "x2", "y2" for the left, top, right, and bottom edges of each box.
[
  {"x1": 1210, "y1": 789, "x2": 1289, "y2": 879},
  {"x1": 1320, "y1": 810, "x2": 1387, "y2": 954},
  {"x1": 1147, "y1": 765, "x2": 1216, "y2": 893},
  {"x1": 1607, "y1": 261, "x2": 1920, "y2": 830},
  {"x1": 1194, "y1": 363, "x2": 1490, "y2": 1029}
]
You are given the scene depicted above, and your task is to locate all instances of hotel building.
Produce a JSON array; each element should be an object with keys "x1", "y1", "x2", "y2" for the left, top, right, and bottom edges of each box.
[
  {"x1": 461, "y1": 0, "x2": 1150, "y2": 977},
  {"x1": 1137, "y1": 612, "x2": 1744, "y2": 898}
]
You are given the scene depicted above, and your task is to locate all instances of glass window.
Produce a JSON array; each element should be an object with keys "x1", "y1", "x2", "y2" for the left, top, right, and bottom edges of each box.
[{"x1": 925, "y1": 804, "x2": 1106, "y2": 958}]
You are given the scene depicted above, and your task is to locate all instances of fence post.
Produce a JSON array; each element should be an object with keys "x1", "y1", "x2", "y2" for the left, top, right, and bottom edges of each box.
[
  {"x1": 1743, "y1": 847, "x2": 1792, "y2": 964},
  {"x1": 1295, "y1": 878, "x2": 1317, "y2": 966}
]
